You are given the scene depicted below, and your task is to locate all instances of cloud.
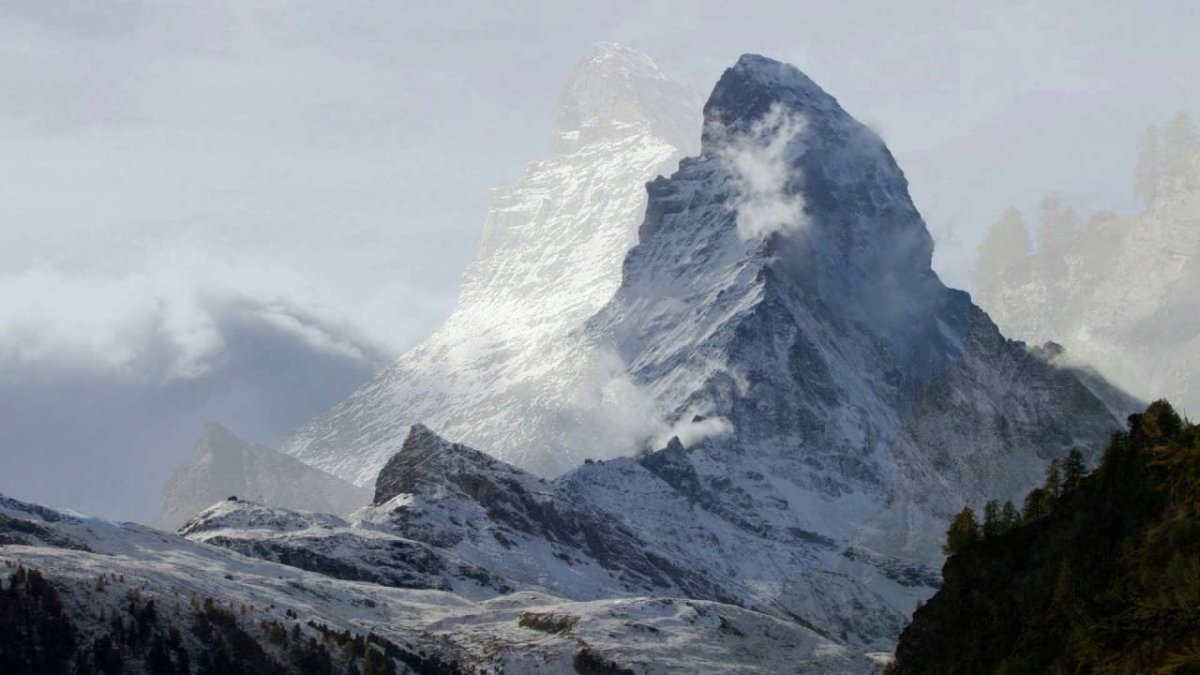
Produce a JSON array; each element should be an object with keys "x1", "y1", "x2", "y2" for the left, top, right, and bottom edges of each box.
[
  {"x1": 0, "y1": 244, "x2": 387, "y2": 383},
  {"x1": 0, "y1": 242, "x2": 393, "y2": 523},
  {"x1": 713, "y1": 103, "x2": 810, "y2": 240},
  {"x1": 0, "y1": 291, "x2": 385, "y2": 523}
]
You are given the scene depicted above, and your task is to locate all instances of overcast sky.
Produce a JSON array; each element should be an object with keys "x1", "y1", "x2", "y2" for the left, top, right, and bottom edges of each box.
[{"x1": 2, "y1": 0, "x2": 1198, "y2": 521}]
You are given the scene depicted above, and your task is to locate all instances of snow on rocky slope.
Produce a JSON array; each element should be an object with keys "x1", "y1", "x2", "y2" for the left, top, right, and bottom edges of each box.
[
  {"x1": 279, "y1": 43, "x2": 701, "y2": 483},
  {"x1": 121, "y1": 48, "x2": 1138, "y2": 668},
  {"x1": 0, "y1": 493, "x2": 874, "y2": 674},
  {"x1": 221, "y1": 54, "x2": 1131, "y2": 652},
  {"x1": 157, "y1": 422, "x2": 369, "y2": 530}
]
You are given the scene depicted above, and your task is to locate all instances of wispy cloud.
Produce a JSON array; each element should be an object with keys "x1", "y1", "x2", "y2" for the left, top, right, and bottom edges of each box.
[{"x1": 713, "y1": 103, "x2": 809, "y2": 240}]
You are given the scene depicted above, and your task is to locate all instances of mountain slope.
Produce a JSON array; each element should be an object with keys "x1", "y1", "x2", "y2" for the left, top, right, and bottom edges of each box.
[
  {"x1": 157, "y1": 423, "x2": 369, "y2": 530},
  {"x1": 260, "y1": 53, "x2": 1131, "y2": 650},
  {"x1": 558, "y1": 55, "x2": 1129, "y2": 641},
  {"x1": 186, "y1": 425, "x2": 731, "y2": 604},
  {"x1": 0, "y1": 493, "x2": 874, "y2": 674},
  {"x1": 280, "y1": 43, "x2": 701, "y2": 483}
]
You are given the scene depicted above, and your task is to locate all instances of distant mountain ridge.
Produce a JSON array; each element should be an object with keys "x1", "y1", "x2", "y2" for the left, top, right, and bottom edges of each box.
[
  {"x1": 157, "y1": 422, "x2": 369, "y2": 530},
  {"x1": 1, "y1": 490, "x2": 873, "y2": 674}
]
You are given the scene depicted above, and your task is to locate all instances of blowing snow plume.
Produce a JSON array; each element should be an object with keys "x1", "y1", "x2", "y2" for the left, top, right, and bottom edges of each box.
[{"x1": 712, "y1": 103, "x2": 810, "y2": 240}]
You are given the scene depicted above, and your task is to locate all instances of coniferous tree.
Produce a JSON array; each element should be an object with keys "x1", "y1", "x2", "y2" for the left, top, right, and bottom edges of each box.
[
  {"x1": 982, "y1": 500, "x2": 1002, "y2": 539},
  {"x1": 1143, "y1": 399, "x2": 1183, "y2": 440},
  {"x1": 1044, "y1": 458, "x2": 1063, "y2": 499},
  {"x1": 1062, "y1": 449, "x2": 1085, "y2": 493},
  {"x1": 944, "y1": 506, "x2": 980, "y2": 554},
  {"x1": 1000, "y1": 501, "x2": 1020, "y2": 533},
  {"x1": 1023, "y1": 487, "x2": 1052, "y2": 522}
]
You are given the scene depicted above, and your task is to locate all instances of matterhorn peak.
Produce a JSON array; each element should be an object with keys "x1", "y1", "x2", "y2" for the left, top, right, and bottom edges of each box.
[
  {"x1": 702, "y1": 54, "x2": 842, "y2": 146},
  {"x1": 553, "y1": 42, "x2": 699, "y2": 154}
]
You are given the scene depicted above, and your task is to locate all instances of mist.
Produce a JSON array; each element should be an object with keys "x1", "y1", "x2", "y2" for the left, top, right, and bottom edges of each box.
[{"x1": 714, "y1": 103, "x2": 810, "y2": 240}]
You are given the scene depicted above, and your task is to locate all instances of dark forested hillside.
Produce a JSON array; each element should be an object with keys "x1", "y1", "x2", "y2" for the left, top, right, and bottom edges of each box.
[{"x1": 889, "y1": 400, "x2": 1200, "y2": 674}]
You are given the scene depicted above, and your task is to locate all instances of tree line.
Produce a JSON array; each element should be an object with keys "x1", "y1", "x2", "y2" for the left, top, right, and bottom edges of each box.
[{"x1": 944, "y1": 448, "x2": 1087, "y2": 555}]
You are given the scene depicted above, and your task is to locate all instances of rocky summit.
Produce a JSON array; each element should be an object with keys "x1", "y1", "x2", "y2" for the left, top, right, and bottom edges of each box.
[{"x1": 194, "y1": 53, "x2": 1129, "y2": 653}]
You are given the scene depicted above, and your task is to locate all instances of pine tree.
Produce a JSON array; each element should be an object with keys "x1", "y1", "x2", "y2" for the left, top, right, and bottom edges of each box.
[
  {"x1": 944, "y1": 506, "x2": 980, "y2": 554},
  {"x1": 1023, "y1": 487, "x2": 1052, "y2": 521},
  {"x1": 973, "y1": 207, "x2": 1032, "y2": 288},
  {"x1": 1044, "y1": 458, "x2": 1063, "y2": 499},
  {"x1": 1062, "y1": 449, "x2": 1085, "y2": 493},
  {"x1": 982, "y1": 500, "x2": 1003, "y2": 539},
  {"x1": 1135, "y1": 123, "x2": 1162, "y2": 207},
  {"x1": 1000, "y1": 501, "x2": 1019, "y2": 532},
  {"x1": 1143, "y1": 399, "x2": 1183, "y2": 440}
]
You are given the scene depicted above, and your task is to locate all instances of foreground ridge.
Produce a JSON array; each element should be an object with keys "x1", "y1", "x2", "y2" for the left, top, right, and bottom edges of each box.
[{"x1": 0, "y1": 492, "x2": 871, "y2": 674}]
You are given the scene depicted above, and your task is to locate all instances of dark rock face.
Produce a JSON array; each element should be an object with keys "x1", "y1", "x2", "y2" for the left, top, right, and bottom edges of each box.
[{"x1": 373, "y1": 424, "x2": 528, "y2": 506}]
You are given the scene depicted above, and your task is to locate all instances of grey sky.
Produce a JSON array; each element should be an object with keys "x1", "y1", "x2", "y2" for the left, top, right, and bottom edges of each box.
[{"x1": 2, "y1": 1, "x2": 1197, "y2": 520}]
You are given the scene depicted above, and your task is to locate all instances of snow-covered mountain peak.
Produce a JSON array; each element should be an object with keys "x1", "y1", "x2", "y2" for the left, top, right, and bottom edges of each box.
[
  {"x1": 196, "y1": 420, "x2": 243, "y2": 455},
  {"x1": 279, "y1": 45, "x2": 700, "y2": 482},
  {"x1": 700, "y1": 54, "x2": 936, "y2": 288},
  {"x1": 606, "y1": 52, "x2": 967, "y2": 420},
  {"x1": 702, "y1": 54, "x2": 840, "y2": 143},
  {"x1": 553, "y1": 42, "x2": 699, "y2": 155}
]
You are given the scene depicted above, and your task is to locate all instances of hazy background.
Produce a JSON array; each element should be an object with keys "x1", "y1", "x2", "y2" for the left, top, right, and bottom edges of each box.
[{"x1": 2, "y1": 0, "x2": 1198, "y2": 521}]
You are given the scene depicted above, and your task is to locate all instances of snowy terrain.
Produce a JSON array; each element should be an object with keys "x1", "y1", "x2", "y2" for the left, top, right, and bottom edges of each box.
[
  {"x1": 268, "y1": 53, "x2": 1127, "y2": 643},
  {"x1": 280, "y1": 43, "x2": 702, "y2": 483},
  {"x1": 21, "y1": 49, "x2": 1138, "y2": 672},
  {"x1": 1, "y1": 493, "x2": 875, "y2": 674}
]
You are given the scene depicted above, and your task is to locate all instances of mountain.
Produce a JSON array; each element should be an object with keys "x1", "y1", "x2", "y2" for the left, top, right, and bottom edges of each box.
[
  {"x1": 157, "y1": 423, "x2": 369, "y2": 530},
  {"x1": 3, "y1": 50, "x2": 1140, "y2": 672},
  {"x1": 189, "y1": 54, "x2": 1132, "y2": 652},
  {"x1": 974, "y1": 119, "x2": 1200, "y2": 417},
  {"x1": 889, "y1": 401, "x2": 1200, "y2": 674},
  {"x1": 280, "y1": 43, "x2": 702, "y2": 483},
  {"x1": 184, "y1": 425, "x2": 731, "y2": 604},
  {"x1": 0, "y1": 493, "x2": 874, "y2": 674}
]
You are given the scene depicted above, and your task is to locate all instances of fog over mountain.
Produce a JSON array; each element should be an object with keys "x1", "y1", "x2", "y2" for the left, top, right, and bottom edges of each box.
[{"x1": 3, "y1": 1, "x2": 1198, "y2": 521}]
